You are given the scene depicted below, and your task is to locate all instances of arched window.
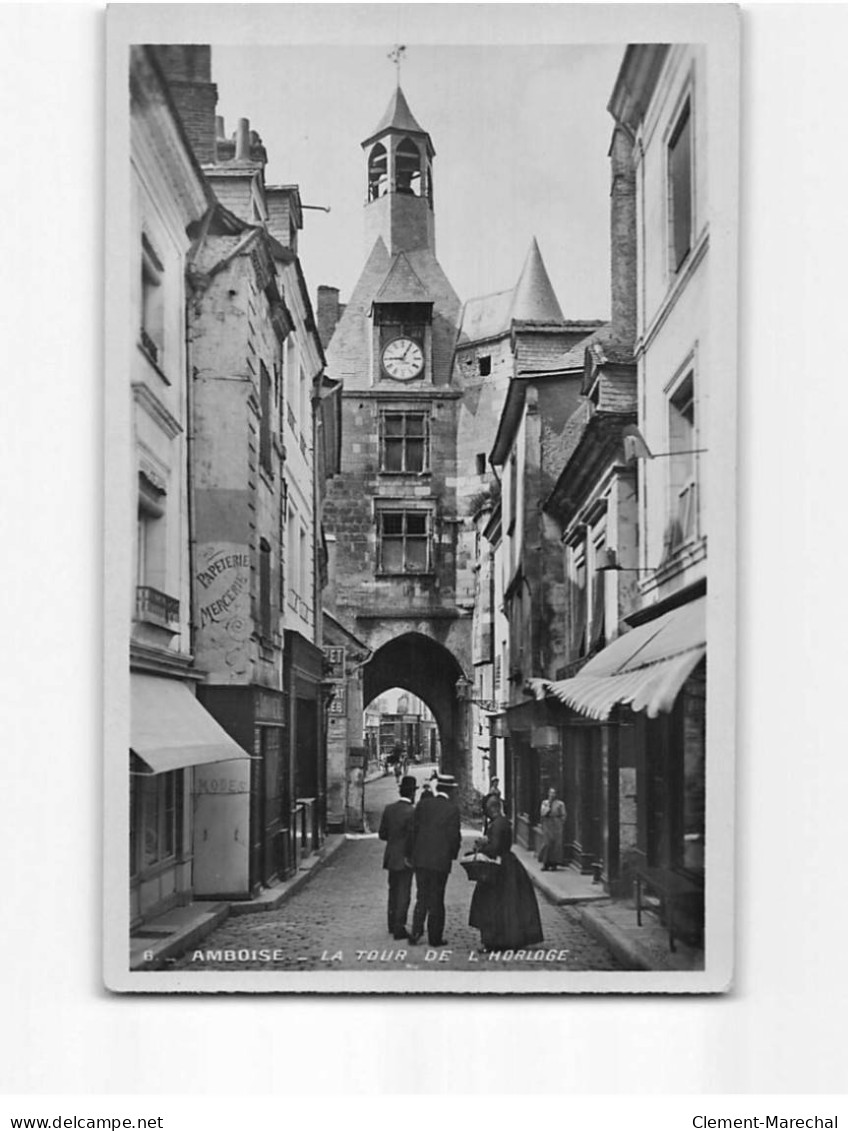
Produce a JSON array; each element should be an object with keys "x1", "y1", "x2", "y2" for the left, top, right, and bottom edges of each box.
[
  {"x1": 395, "y1": 138, "x2": 421, "y2": 196},
  {"x1": 368, "y1": 143, "x2": 388, "y2": 201}
]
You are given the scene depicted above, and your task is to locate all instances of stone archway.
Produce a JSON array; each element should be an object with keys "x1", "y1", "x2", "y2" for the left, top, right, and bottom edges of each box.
[{"x1": 363, "y1": 633, "x2": 470, "y2": 786}]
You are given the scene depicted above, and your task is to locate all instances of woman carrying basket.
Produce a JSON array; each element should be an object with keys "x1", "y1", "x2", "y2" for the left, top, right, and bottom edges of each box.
[{"x1": 467, "y1": 796, "x2": 543, "y2": 952}]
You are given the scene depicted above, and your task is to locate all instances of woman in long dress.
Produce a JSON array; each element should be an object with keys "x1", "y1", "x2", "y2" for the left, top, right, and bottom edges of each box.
[
  {"x1": 468, "y1": 797, "x2": 543, "y2": 952},
  {"x1": 537, "y1": 787, "x2": 566, "y2": 872}
]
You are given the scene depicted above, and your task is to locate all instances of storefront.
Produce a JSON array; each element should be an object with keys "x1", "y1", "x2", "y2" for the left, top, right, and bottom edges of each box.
[
  {"x1": 284, "y1": 630, "x2": 327, "y2": 867},
  {"x1": 531, "y1": 595, "x2": 706, "y2": 932},
  {"x1": 130, "y1": 672, "x2": 252, "y2": 924},
  {"x1": 194, "y1": 684, "x2": 287, "y2": 894}
]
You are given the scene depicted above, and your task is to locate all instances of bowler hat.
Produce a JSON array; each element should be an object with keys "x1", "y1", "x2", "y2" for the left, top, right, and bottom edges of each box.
[{"x1": 399, "y1": 775, "x2": 418, "y2": 796}]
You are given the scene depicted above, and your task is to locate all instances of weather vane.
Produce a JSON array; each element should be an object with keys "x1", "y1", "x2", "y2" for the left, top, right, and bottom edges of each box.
[{"x1": 388, "y1": 44, "x2": 406, "y2": 86}]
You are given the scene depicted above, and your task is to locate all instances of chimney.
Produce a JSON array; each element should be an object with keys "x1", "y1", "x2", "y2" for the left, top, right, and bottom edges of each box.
[
  {"x1": 316, "y1": 286, "x2": 343, "y2": 349},
  {"x1": 609, "y1": 125, "x2": 637, "y2": 348},
  {"x1": 235, "y1": 118, "x2": 251, "y2": 161},
  {"x1": 266, "y1": 186, "x2": 302, "y2": 255},
  {"x1": 152, "y1": 45, "x2": 218, "y2": 165}
]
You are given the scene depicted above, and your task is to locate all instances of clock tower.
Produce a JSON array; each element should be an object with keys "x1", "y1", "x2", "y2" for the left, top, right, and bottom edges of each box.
[{"x1": 321, "y1": 85, "x2": 472, "y2": 822}]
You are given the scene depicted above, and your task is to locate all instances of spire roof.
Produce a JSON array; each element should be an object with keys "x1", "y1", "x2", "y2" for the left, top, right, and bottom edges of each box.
[
  {"x1": 362, "y1": 86, "x2": 434, "y2": 155},
  {"x1": 509, "y1": 238, "x2": 565, "y2": 323}
]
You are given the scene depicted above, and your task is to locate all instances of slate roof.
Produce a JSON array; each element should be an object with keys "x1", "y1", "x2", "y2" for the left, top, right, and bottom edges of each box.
[
  {"x1": 459, "y1": 289, "x2": 514, "y2": 344},
  {"x1": 510, "y1": 238, "x2": 565, "y2": 323},
  {"x1": 362, "y1": 86, "x2": 434, "y2": 154},
  {"x1": 373, "y1": 251, "x2": 433, "y2": 304},
  {"x1": 458, "y1": 238, "x2": 568, "y2": 345}
]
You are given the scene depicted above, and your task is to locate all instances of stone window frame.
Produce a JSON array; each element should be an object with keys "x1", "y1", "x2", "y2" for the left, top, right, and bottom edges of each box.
[
  {"x1": 374, "y1": 499, "x2": 435, "y2": 576},
  {"x1": 377, "y1": 408, "x2": 431, "y2": 475}
]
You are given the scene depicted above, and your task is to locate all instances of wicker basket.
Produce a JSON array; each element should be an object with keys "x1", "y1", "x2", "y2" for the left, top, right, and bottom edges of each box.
[{"x1": 460, "y1": 853, "x2": 502, "y2": 885}]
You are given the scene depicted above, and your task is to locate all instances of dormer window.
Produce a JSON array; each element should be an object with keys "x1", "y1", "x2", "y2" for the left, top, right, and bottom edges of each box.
[
  {"x1": 368, "y1": 143, "x2": 388, "y2": 201},
  {"x1": 396, "y1": 138, "x2": 421, "y2": 196}
]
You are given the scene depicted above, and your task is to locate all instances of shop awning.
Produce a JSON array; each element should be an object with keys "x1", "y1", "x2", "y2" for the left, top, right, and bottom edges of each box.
[
  {"x1": 529, "y1": 596, "x2": 706, "y2": 722},
  {"x1": 131, "y1": 673, "x2": 251, "y2": 774}
]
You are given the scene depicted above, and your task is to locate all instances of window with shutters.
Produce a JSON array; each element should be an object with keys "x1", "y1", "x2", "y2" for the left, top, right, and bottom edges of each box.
[
  {"x1": 589, "y1": 527, "x2": 607, "y2": 653},
  {"x1": 668, "y1": 99, "x2": 693, "y2": 272},
  {"x1": 140, "y1": 233, "x2": 165, "y2": 366},
  {"x1": 664, "y1": 371, "x2": 699, "y2": 558},
  {"x1": 568, "y1": 540, "x2": 587, "y2": 660},
  {"x1": 507, "y1": 450, "x2": 518, "y2": 535},
  {"x1": 258, "y1": 538, "x2": 272, "y2": 639},
  {"x1": 259, "y1": 362, "x2": 273, "y2": 476}
]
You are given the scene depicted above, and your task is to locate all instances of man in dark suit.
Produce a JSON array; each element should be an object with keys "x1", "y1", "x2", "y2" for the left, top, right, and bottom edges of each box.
[
  {"x1": 378, "y1": 774, "x2": 417, "y2": 940},
  {"x1": 409, "y1": 773, "x2": 462, "y2": 946}
]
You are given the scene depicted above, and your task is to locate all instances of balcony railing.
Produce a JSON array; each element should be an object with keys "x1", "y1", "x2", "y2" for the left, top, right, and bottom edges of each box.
[{"x1": 136, "y1": 586, "x2": 180, "y2": 630}]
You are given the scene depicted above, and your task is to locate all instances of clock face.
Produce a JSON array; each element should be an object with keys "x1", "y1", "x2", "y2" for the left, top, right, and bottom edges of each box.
[{"x1": 382, "y1": 337, "x2": 424, "y2": 380}]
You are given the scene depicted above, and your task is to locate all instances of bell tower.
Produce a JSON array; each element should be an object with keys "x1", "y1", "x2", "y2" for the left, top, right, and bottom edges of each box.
[{"x1": 361, "y1": 86, "x2": 436, "y2": 256}]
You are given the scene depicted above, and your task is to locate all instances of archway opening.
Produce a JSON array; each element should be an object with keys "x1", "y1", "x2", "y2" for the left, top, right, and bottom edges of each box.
[
  {"x1": 368, "y1": 142, "x2": 388, "y2": 200},
  {"x1": 362, "y1": 633, "x2": 468, "y2": 784},
  {"x1": 395, "y1": 137, "x2": 422, "y2": 196},
  {"x1": 363, "y1": 687, "x2": 442, "y2": 776}
]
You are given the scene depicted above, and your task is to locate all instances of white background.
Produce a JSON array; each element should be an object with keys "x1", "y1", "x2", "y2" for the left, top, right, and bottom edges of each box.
[{"x1": 1, "y1": 0, "x2": 846, "y2": 1099}]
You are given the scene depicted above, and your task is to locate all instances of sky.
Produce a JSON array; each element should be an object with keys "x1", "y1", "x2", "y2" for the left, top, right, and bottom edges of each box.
[{"x1": 212, "y1": 43, "x2": 623, "y2": 318}]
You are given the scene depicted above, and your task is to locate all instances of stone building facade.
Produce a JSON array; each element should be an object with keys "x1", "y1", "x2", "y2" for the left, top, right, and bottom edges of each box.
[
  {"x1": 515, "y1": 47, "x2": 710, "y2": 949},
  {"x1": 129, "y1": 46, "x2": 251, "y2": 926},
  {"x1": 149, "y1": 46, "x2": 333, "y2": 897}
]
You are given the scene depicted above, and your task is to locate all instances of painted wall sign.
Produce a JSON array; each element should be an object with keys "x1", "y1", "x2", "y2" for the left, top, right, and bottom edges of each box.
[
  {"x1": 328, "y1": 683, "x2": 347, "y2": 716},
  {"x1": 194, "y1": 542, "x2": 253, "y2": 678},
  {"x1": 192, "y1": 759, "x2": 251, "y2": 896}
]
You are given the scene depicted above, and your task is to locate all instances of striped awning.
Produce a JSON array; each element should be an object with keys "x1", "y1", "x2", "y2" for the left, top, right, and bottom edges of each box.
[{"x1": 529, "y1": 596, "x2": 706, "y2": 722}]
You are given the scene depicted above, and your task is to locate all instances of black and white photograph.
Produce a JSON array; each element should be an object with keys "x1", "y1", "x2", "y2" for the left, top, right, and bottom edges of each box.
[{"x1": 104, "y1": 3, "x2": 739, "y2": 993}]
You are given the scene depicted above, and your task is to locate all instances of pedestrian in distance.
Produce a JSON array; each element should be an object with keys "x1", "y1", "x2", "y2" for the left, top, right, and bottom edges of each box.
[
  {"x1": 378, "y1": 774, "x2": 418, "y2": 940},
  {"x1": 469, "y1": 794, "x2": 543, "y2": 953},
  {"x1": 537, "y1": 787, "x2": 566, "y2": 872},
  {"x1": 481, "y1": 776, "x2": 503, "y2": 836},
  {"x1": 409, "y1": 773, "x2": 462, "y2": 946}
]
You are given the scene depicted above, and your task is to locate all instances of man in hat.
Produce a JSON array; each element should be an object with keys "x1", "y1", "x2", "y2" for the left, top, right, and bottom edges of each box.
[
  {"x1": 408, "y1": 773, "x2": 462, "y2": 946},
  {"x1": 378, "y1": 774, "x2": 418, "y2": 940}
]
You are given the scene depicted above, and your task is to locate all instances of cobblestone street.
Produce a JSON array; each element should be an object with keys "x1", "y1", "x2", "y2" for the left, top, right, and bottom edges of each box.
[{"x1": 175, "y1": 772, "x2": 623, "y2": 976}]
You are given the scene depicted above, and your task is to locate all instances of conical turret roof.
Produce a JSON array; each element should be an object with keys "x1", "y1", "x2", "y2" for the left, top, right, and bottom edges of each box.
[
  {"x1": 362, "y1": 85, "x2": 434, "y2": 155},
  {"x1": 510, "y1": 238, "x2": 564, "y2": 323}
]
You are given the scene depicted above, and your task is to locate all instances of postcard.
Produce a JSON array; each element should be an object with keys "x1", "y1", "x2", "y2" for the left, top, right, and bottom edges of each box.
[{"x1": 104, "y1": 3, "x2": 739, "y2": 993}]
